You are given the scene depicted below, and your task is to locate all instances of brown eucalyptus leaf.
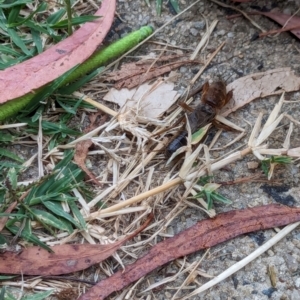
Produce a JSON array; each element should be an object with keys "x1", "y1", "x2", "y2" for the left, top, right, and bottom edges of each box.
[
  {"x1": 221, "y1": 68, "x2": 300, "y2": 117},
  {"x1": 79, "y1": 204, "x2": 300, "y2": 300},
  {"x1": 0, "y1": 214, "x2": 152, "y2": 275},
  {"x1": 0, "y1": 0, "x2": 115, "y2": 104},
  {"x1": 256, "y1": 11, "x2": 300, "y2": 40},
  {"x1": 109, "y1": 60, "x2": 199, "y2": 89}
]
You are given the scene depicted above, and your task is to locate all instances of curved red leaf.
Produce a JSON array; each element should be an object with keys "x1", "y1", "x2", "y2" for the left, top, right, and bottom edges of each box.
[{"x1": 0, "y1": 0, "x2": 115, "y2": 104}]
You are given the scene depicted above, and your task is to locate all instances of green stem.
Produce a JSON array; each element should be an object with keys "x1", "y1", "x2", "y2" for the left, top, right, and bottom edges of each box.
[
  {"x1": 0, "y1": 26, "x2": 153, "y2": 122},
  {"x1": 64, "y1": 0, "x2": 73, "y2": 36}
]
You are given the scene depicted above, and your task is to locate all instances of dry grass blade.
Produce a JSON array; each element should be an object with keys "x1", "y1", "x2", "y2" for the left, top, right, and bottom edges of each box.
[
  {"x1": 191, "y1": 41, "x2": 225, "y2": 85},
  {"x1": 181, "y1": 222, "x2": 300, "y2": 299},
  {"x1": 210, "y1": 0, "x2": 265, "y2": 32},
  {"x1": 190, "y1": 19, "x2": 218, "y2": 60}
]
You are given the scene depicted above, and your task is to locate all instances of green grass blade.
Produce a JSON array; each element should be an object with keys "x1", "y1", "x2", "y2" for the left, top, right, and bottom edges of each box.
[
  {"x1": 0, "y1": 286, "x2": 5, "y2": 299},
  {"x1": 58, "y1": 66, "x2": 105, "y2": 95},
  {"x1": 156, "y1": 0, "x2": 162, "y2": 16},
  {"x1": 50, "y1": 15, "x2": 100, "y2": 29},
  {"x1": 42, "y1": 200, "x2": 80, "y2": 228},
  {"x1": 8, "y1": 3, "x2": 47, "y2": 28},
  {"x1": 0, "y1": 0, "x2": 31, "y2": 9},
  {"x1": 30, "y1": 208, "x2": 73, "y2": 233},
  {"x1": 21, "y1": 290, "x2": 54, "y2": 300},
  {"x1": 0, "y1": 275, "x2": 17, "y2": 281},
  {"x1": 7, "y1": 167, "x2": 18, "y2": 190},
  {"x1": 7, "y1": 28, "x2": 31, "y2": 55},
  {"x1": 68, "y1": 200, "x2": 86, "y2": 230},
  {"x1": 31, "y1": 29, "x2": 43, "y2": 53},
  {"x1": 170, "y1": 0, "x2": 180, "y2": 14},
  {"x1": 7, "y1": 4, "x2": 23, "y2": 24},
  {"x1": 0, "y1": 148, "x2": 24, "y2": 163},
  {"x1": 7, "y1": 223, "x2": 52, "y2": 252},
  {"x1": 46, "y1": 8, "x2": 66, "y2": 24}
]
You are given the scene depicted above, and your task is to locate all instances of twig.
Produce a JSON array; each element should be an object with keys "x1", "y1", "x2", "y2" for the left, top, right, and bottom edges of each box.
[{"x1": 210, "y1": 0, "x2": 265, "y2": 32}]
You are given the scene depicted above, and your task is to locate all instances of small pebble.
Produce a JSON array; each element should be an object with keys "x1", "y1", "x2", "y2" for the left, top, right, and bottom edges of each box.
[
  {"x1": 247, "y1": 161, "x2": 259, "y2": 170},
  {"x1": 217, "y1": 29, "x2": 226, "y2": 36},
  {"x1": 295, "y1": 278, "x2": 300, "y2": 288},
  {"x1": 190, "y1": 28, "x2": 199, "y2": 36},
  {"x1": 194, "y1": 21, "x2": 206, "y2": 30}
]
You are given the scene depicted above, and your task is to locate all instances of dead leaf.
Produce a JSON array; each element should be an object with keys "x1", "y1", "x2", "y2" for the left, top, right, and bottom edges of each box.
[
  {"x1": 256, "y1": 11, "x2": 300, "y2": 40},
  {"x1": 109, "y1": 60, "x2": 199, "y2": 89},
  {"x1": 0, "y1": 214, "x2": 153, "y2": 275},
  {"x1": 221, "y1": 68, "x2": 300, "y2": 117},
  {"x1": 0, "y1": 0, "x2": 115, "y2": 104},
  {"x1": 0, "y1": 202, "x2": 17, "y2": 231},
  {"x1": 103, "y1": 80, "x2": 179, "y2": 119},
  {"x1": 79, "y1": 204, "x2": 300, "y2": 300},
  {"x1": 74, "y1": 113, "x2": 106, "y2": 186}
]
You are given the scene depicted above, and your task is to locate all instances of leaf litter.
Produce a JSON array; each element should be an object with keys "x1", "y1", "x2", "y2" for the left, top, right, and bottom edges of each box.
[
  {"x1": 2, "y1": 1, "x2": 300, "y2": 299},
  {"x1": 221, "y1": 68, "x2": 300, "y2": 117},
  {"x1": 103, "y1": 78, "x2": 179, "y2": 119},
  {"x1": 74, "y1": 113, "x2": 107, "y2": 187},
  {"x1": 107, "y1": 57, "x2": 200, "y2": 89},
  {"x1": 79, "y1": 204, "x2": 300, "y2": 300}
]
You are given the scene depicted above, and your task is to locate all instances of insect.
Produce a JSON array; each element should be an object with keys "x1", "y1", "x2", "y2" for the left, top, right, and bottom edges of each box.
[{"x1": 166, "y1": 81, "x2": 233, "y2": 156}]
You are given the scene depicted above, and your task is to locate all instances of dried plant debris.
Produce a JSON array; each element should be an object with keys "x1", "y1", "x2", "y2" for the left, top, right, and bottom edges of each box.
[
  {"x1": 0, "y1": 214, "x2": 152, "y2": 275},
  {"x1": 104, "y1": 79, "x2": 179, "y2": 119},
  {"x1": 74, "y1": 113, "x2": 107, "y2": 186},
  {"x1": 79, "y1": 204, "x2": 300, "y2": 300},
  {"x1": 107, "y1": 57, "x2": 199, "y2": 89},
  {"x1": 255, "y1": 11, "x2": 300, "y2": 40},
  {"x1": 221, "y1": 68, "x2": 300, "y2": 117}
]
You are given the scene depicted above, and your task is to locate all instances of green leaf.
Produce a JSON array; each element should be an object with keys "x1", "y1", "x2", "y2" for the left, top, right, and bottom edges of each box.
[
  {"x1": 0, "y1": 0, "x2": 31, "y2": 9},
  {"x1": 191, "y1": 124, "x2": 210, "y2": 144},
  {"x1": 211, "y1": 192, "x2": 232, "y2": 204},
  {"x1": 0, "y1": 233, "x2": 7, "y2": 249},
  {"x1": 205, "y1": 190, "x2": 213, "y2": 210},
  {"x1": 0, "y1": 45, "x2": 21, "y2": 56},
  {"x1": 30, "y1": 208, "x2": 73, "y2": 233},
  {"x1": 7, "y1": 28, "x2": 31, "y2": 55},
  {"x1": 0, "y1": 148, "x2": 24, "y2": 163},
  {"x1": 0, "y1": 133, "x2": 14, "y2": 142},
  {"x1": 42, "y1": 200, "x2": 80, "y2": 228},
  {"x1": 271, "y1": 155, "x2": 292, "y2": 164},
  {"x1": 21, "y1": 290, "x2": 54, "y2": 300},
  {"x1": 0, "y1": 287, "x2": 5, "y2": 300},
  {"x1": 8, "y1": 3, "x2": 47, "y2": 28},
  {"x1": 46, "y1": 8, "x2": 66, "y2": 24},
  {"x1": 31, "y1": 29, "x2": 43, "y2": 53},
  {"x1": 170, "y1": 0, "x2": 180, "y2": 14},
  {"x1": 7, "y1": 5, "x2": 23, "y2": 24},
  {"x1": 0, "y1": 275, "x2": 17, "y2": 281},
  {"x1": 7, "y1": 168, "x2": 18, "y2": 190},
  {"x1": 156, "y1": 0, "x2": 162, "y2": 16},
  {"x1": 58, "y1": 66, "x2": 105, "y2": 95},
  {"x1": 68, "y1": 200, "x2": 86, "y2": 230},
  {"x1": 50, "y1": 15, "x2": 100, "y2": 29},
  {"x1": 197, "y1": 175, "x2": 213, "y2": 185},
  {"x1": 7, "y1": 222, "x2": 53, "y2": 252}
]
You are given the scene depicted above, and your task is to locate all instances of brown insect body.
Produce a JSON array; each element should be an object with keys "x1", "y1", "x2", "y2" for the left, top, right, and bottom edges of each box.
[{"x1": 166, "y1": 81, "x2": 232, "y2": 156}]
